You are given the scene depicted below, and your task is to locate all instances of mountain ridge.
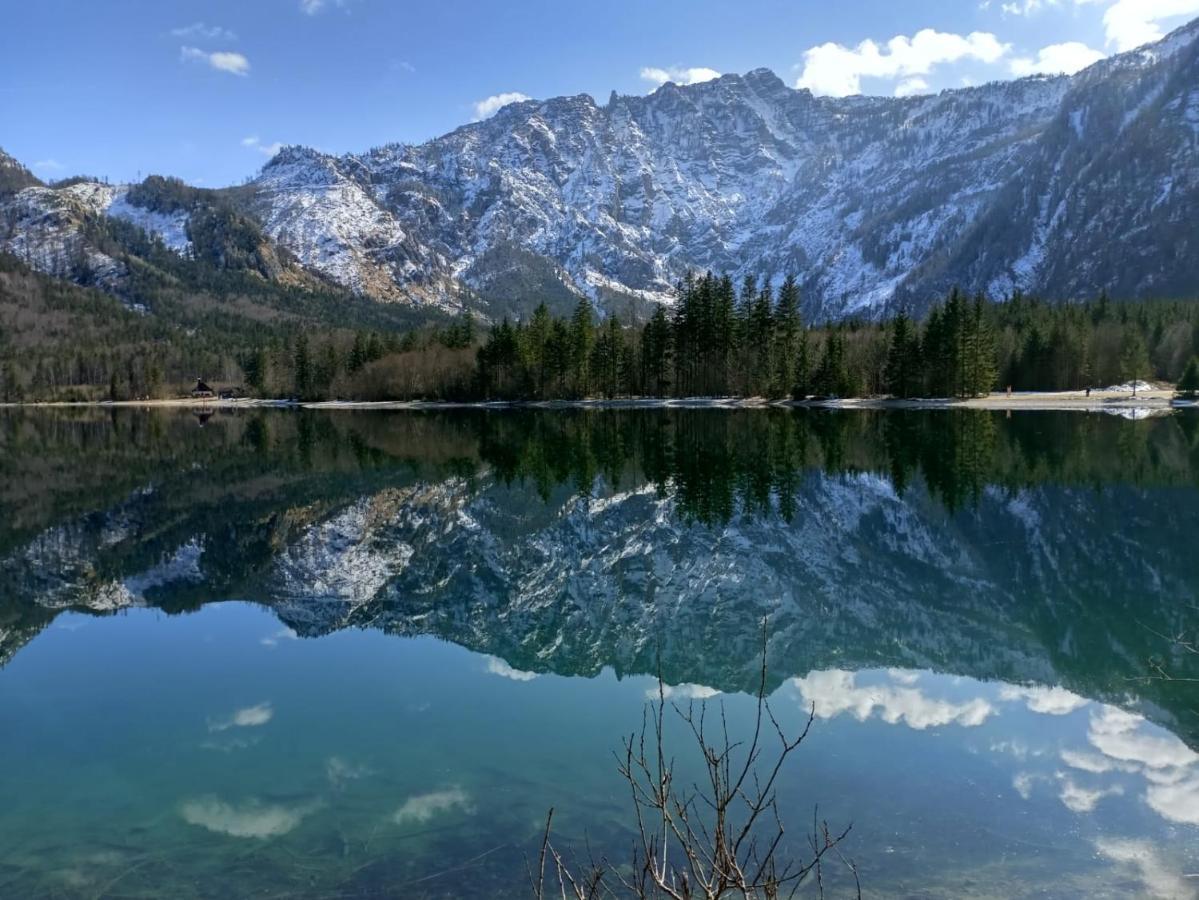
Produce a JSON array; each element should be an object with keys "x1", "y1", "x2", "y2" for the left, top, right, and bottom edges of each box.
[{"x1": 2, "y1": 18, "x2": 1198, "y2": 322}]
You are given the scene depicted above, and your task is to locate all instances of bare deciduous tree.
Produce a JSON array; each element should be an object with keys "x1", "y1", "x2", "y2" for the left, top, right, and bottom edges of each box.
[{"x1": 531, "y1": 631, "x2": 860, "y2": 899}]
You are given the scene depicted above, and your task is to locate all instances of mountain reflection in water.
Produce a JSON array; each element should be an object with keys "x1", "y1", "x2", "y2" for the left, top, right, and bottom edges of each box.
[{"x1": 0, "y1": 407, "x2": 1196, "y2": 898}]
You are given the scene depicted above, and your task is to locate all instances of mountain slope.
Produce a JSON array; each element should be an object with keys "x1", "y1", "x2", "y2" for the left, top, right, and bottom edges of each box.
[
  {"x1": 249, "y1": 18, "x2": 1199, "y2": 320},
  {"x1": 3, "y1": 20, "x2": 1198, "y2": 322}
]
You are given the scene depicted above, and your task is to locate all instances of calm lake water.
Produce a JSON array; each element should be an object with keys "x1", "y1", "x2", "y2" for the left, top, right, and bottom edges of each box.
[{"x1": 1, "y1": 407, "x2": 1197, "y2": 899}]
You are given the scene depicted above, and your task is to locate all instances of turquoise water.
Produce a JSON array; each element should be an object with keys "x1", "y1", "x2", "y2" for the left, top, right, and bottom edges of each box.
[{"x1": 1, "y1": 408, "x2": 1197, "y2": 898}]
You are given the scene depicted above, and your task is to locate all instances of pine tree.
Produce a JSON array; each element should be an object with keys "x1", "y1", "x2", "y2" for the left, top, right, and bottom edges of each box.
[
  {"x1": 347, "y1": 333, "x2": 367, "y2": 374},
  {"x1": 793, "y1": 328, "x2": 812, "y2": 399},
  {"x1": 1177, "y1": 357, "x2": 1199, "y2": 398},
  {"x1": 885, "y1": 311, "x2": 919, "y2": 398},
  {"x1": 772, "y1": 274, "x2": 801, "y2": 398},
  {"x1": 1119, "y1": 331, "x2": 1151, "y2": 395},
  {"x1": 568, "y1": 298, "x2": 595, "y2": 398},
  {"x1": 640, "y1": 305, "x2": 672, "y2": 397},
  {"x1": 748, "y1": 281, "x2": 774, "y2": 397},
  {"x1": 966, "y1": 296, "x2": 997, "y2": 397},
  {"x1": 294, "y1": 333, "x2": 312, "y2": 399}
]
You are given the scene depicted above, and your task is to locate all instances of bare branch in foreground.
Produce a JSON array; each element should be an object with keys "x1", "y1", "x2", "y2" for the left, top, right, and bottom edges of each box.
[{"x1": 532, "y1": 624, "x2": 860, "y2": 899}]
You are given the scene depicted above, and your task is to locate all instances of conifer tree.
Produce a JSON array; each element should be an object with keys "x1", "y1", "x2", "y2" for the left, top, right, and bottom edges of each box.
[
  {"x1": 1119, "y1": 331, "x2": 1151, "y2": 395},
  {"x1": 773, "y1": 274, "x2": 801, "y2": 398},
  {"x1": 885, "y1": 311, "x2": 919, "y2": 398},
  {"x1": 568, "y1": 298, "x2": 595, "y2": 398},
  {"x1": 1176, "y1": 357, "x2": 1199, "y2": 398},
  {"x1": 293, "y1": 333, "x2": 312, "y2": 399}
]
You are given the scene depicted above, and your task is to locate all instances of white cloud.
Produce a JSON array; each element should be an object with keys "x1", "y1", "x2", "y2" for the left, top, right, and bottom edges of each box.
[
  {"x1": 1101, "y1": 0, "x2": 1199, "y2": 52},
  {"x1": 472, "y1": 92, "x2": 532, "y2": 120},
  {"x1": 32, "y1": 159, "x2": 63, "y2": 172},
  {"x1": 241, "y1": 136, "x2": 284, "y2": 158},
  {"x1": 260, "y1": 626, "x2": 297, "y2": 647},
  {"x1": 994, "y1": 0, "x2": 1199, "y2": 52},
  {"x1": 485, "y1": 656, "x2": 538, "y2": 682},
  {"x1": 894, "y1": 77, "x2": 930, "y2": 97},
  {"x1": 1060, "y1": 748, "x2": 1138, "y2": 774},
  {"x1": 1056, "y1": 772, "x2": 1124, "y2": 812},
  {"x1": 181, "y1": 797, "x2": 317, "y2": 838},
  {"x1": 1146, "y1": 772, "x2": 1199, "y2": 825},
  {"x1": 1010, "y1": 42, "x2": 1106, "y2": 76},
  {"x1": 1095, "y1": 838, "x2": 1195, "y2": 900},
  {"x1": 208, "y1": 702, "x2": 273, "y2": 733},
  {"x1": 1088, "y1": 706, "x2": 1199, "y2": 770},
  {"x1": 1012, "y1": 771, "x2": 1045, "y2": 799},
  {"x1": 180, "y1": 46, "x2": 250, "y2": 77},
  {"x1": 393, "y1": 787, "x2": 473, "y2": 825},
  {"x1": 999, "y1": 684, "x2": 1090, "y2": 715},
  {"x1": 639, "y1": 66, "x2": 722, "y2": 87},
  {"x1": 300, "y1": 0, "x2": 353, "y2": 15},
  {"x1": 654, "y1": 683, "x2": 721, "y2": 701},
  {"x1": 792, "y1": 670, "x2": 994, "y2": 730},
  {"x1": 796, "y1": 29, "x2": 1010, "y2": 97},
  {"x1": 171, "y1": 23, "x2": 237, "y2": 41}
]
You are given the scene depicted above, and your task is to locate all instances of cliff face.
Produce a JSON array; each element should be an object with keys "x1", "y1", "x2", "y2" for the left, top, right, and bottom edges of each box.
[{"x1": 4, "y1": 20, "x2": 1198, "y2": 321}]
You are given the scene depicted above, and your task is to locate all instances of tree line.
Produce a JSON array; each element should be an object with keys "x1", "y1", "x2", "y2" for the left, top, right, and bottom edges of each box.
[
  {"x1": 473, "y1": 274, "x2": 1199, "y2": 401},
  {"x1": 5, "y1": 252, "x2": 1199, "y2": 403}
]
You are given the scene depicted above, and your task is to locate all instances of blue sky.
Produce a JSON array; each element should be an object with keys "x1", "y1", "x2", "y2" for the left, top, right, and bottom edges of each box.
[{"x1": 3, "y1": 0, "x2": 1197, "y2": 187}]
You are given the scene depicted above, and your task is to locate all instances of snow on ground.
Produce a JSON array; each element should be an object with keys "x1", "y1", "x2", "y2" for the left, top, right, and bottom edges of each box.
[
  {"x1": 106, "y1": 191, "x2": 192, "y2": 255},
  {"x1": 1105, "y1": 381, "x2": 1155, "y2": 393}
]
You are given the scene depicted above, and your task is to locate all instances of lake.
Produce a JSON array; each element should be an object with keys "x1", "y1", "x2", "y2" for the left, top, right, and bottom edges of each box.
[{"x1": 1, "y1": 407, "x2": 1197, "y2": 898}]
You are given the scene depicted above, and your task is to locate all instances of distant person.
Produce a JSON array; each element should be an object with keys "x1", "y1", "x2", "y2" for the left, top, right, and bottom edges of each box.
[
  {"x1": 1006, "y1": 385, "x2": 1012, "y2": 398},
  {"x1": 1086, "y1": 387, "x2": 1091, "y2": 398}
]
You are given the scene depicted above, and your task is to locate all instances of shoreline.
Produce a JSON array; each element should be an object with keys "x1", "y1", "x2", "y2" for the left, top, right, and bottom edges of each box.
[{"x1": 2, "y1": 389, "x2": 1193, "y2": 413}]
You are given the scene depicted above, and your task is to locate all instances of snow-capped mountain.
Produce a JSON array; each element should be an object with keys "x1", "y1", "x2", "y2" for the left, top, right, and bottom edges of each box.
[
  {"x1": 2, "y1": 17, "x2": 1198, "y2": 320},
  {"x1": 246, "y1": 18, "x2": 1199, "y2": 319}
]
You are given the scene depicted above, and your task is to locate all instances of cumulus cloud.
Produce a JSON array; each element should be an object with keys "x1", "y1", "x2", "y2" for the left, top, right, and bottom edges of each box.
[
  {"x1": 654, "y1": 683, "x2": 721, "y2": 701},
  {"x1": 485, "y1": 656, "x2": 538, "y2": 682},
  {"x1": 171, "y1": 23, "x2": 237, "y2": 41},
  {"x1": 1088, "y1": 706, "x2": 1199, "y2": 770},
  {"x1": 639, "y1": 66, "x2": 722, "y2": 87},
  {"x1": 472, "y1": 92, "x2": 532, "y2": 121},
  {"x1": 1060, "y1": 748, "x2": 1138, "y2": 774},
  {"x1": 208, "y1": 702, "x2": 273, "y2": 733},
  {"x1": 792, "y1": 670, "x2": 994, "y2": 730},
  {"x1": 1056, "y1": 773, "x2": 1124, "y2": 812},
  {"x1": 180, "y1": 46, "x2": 250, "y2": 76},
  {"x1": 999, "y1": 685, "x2": 1090, "y2": 716},
  {"x1": 1010, "y1": 42, "x2": 1106, "y2": 76},
  {"x1": 894, "y1": 77, "x2": 930, "y2": 97},
  {"x1": 1146, "y1": 772, "x2": 1199, "y2": 825},
  {"x1": 1095, "y1": 838, "x2": 1195, "y2": 899},
  {"x1": 180, "y1": 797, "x2": 317, "y2": 838},
  {"x1": 393, "y1": 787, "x2": 473, "y2": 825},
  {"x1": 991, "y1": 0, "x2": 1199, "y2": 52},
  {"x1": 796, "y1": 29, "x2": 1009, "y2": 97},
  {"x1": 1101, "y1": 0, "x2": 1199, "y2": 52},
  {"x1": 1012, "y1": 771, "x2": 1045, "y2": 799}
]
